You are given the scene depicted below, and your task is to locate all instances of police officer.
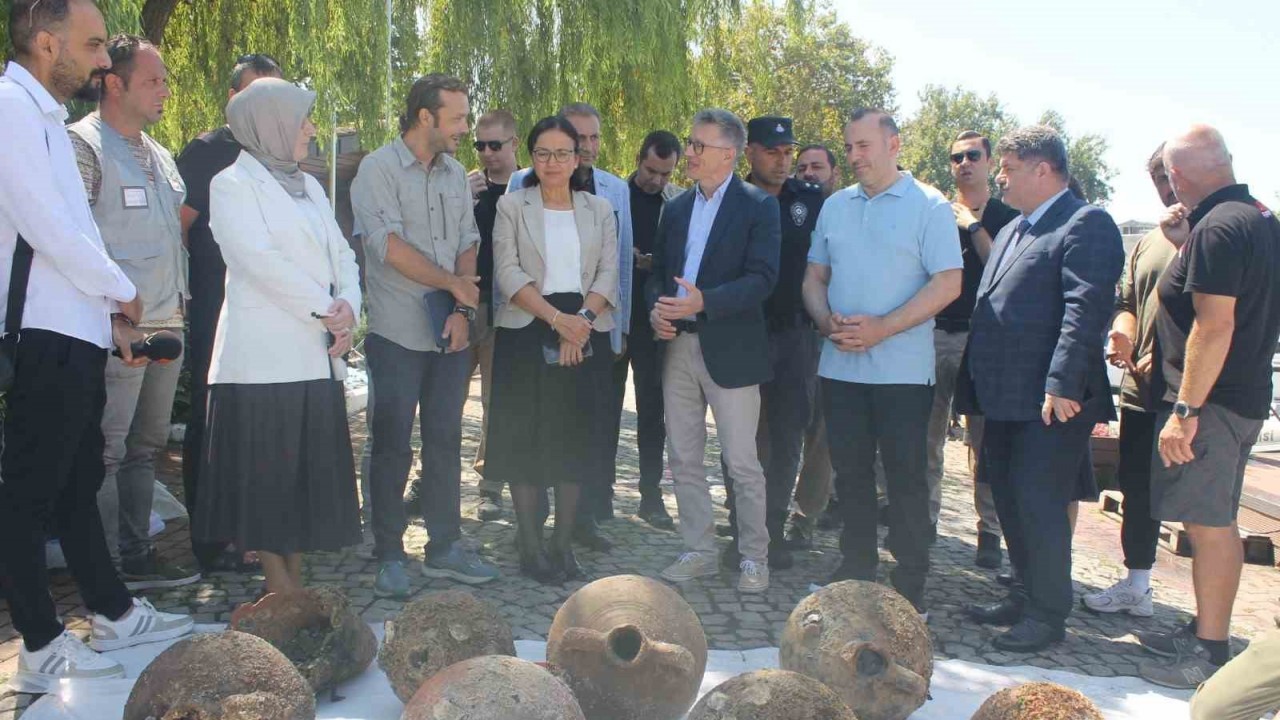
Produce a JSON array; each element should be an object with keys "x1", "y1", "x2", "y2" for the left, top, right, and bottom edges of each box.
[{"x1": 721, "y1": 116, "x2": 825, "y2": 570}]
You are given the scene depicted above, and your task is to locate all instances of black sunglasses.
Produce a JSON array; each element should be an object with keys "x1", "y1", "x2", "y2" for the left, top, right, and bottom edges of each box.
[
  {"x1": 473, "y1": 138, "x2": 512, "y2": 153},
  {"x1": 950, "y1": 149, "x2": 985, "y2": 164},
  {"x1": 236, "y1": 53, "x2": 280, "y2": 66}
]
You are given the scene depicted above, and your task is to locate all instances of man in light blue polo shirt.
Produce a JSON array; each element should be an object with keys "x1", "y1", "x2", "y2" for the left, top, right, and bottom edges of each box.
[{"x1": 802, "y1": 108, "x2": 962, "y2": 616}]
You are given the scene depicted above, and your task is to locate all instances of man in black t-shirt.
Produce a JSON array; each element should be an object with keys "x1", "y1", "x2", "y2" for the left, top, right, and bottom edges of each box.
[
  {"x1": 1136, "y1": 125, "x2": 1280, "y2": 689},
  {"x1": 927, "y1": 131, "x2": 1018, "y2": 568},
  {"x1": 175, "y1": 53, "x2": 282, "y2": 573}
]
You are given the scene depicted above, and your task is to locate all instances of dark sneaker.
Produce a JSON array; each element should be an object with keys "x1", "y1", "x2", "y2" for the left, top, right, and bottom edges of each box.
[
  {"x1": 121, "y1": 552, "x2": 201, "y2": 591},
  {"x1": 477, "y1": 493, "x2": 503, "y2": 521},
  {"x1": 1135, "y1": 624, "x2": 1198, "y2": 658},
  {"x1": 1139, "y1": 645, "x2": 1222, "y2": 689},
  {"x1": 374, "y1": 560, "x2": 411, "y2": 598},
  {"x1": 637, "y1": 497, "x2": 675, "y2": 530},
  {"x1": 422, "y1": 544, "x2": 499, "y2": 585}
]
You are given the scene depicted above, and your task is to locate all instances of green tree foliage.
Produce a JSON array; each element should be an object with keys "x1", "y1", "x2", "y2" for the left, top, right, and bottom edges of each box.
[
  {"x1": 899, "y1": 85, "x2": 1016, "y2": 197},
  {"x1": 1039, "y1": 109, "x2": 1116, "y2": 207}
]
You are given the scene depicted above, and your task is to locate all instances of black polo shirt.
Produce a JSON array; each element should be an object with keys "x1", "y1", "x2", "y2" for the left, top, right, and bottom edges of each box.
[
  {"x1": 1155, "y1": 184, "x2": 1280, "y2": 419},
  {"x1": 176, "y1": 126, "x2": 242, "y2": 315},
  {"x1": 756, "y1": 176, "x2": 824, "y2": 330},
  {"x1": 473, "y1": 175, "x2": 510, "y2": 297},
  {"x1": 938, "y1": 196, "x2": 1018, "y2": 327}
]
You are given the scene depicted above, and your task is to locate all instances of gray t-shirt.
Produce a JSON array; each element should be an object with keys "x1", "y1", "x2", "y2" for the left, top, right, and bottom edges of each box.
[{"x1": 351, "y1": 139, "x2": 479, "y2": 352}]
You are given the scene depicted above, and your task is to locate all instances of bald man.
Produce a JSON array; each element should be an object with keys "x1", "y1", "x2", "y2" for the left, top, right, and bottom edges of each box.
[{"x1": 1136, "y1": 125, "x2": 1280, "y2": 689}]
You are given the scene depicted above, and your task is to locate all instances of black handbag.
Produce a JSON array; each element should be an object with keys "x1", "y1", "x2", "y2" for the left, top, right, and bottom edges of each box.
[{"x1": 0, "y1": 236, "x2": 35, "y2": 393}]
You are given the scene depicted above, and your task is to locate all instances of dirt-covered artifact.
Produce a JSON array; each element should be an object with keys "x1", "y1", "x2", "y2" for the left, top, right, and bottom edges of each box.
[
  {"x1": 229, "y1": 586, "x2": 376, "y2": 692},
  {"x1": 123, "y1": 631, "x2": 315, "y2": 720},
  {"x1": 688, "y1": 669, "x2": 861, "y2": 720},
  {"x1": 970, "y1": 682, "x2": 1104, "y2": 720},
  {"x1": 377, "y1": 589, "x2": 516, "y2": 702},
  {"x1": 401, "y1": 655, "x2": 586, "y2": 720},
  {"x1": 780, "y1": 580, "x2": 932, "y2": 720},
  {"x1": 547, "y1": 574, "x2": 708, "y2": 720}
]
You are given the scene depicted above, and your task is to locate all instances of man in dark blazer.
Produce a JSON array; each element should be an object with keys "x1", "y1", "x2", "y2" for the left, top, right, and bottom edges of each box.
[
  {"x1": 646, "y1": 108, "x2": 781, "y2": 594},
  {"x1": 957, "y1": 125, "x2": 1123, "y2": 651}
]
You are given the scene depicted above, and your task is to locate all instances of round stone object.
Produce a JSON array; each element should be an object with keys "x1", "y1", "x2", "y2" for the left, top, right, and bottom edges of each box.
[
  {"x1": 124, "y1": 630, "x2": 315, "y2": 720},
  {"x1": 689, "y1": 669, "x2": 860, "y2": 720},
  {"x1": 230, "y1": 585, "x2": 377, "y2": 692},
  {"x1": 402, "y1": 655, "x2": 585, "y2": 720},
  {"x1": 547, "y1": 574, "x2": 708, "y2": 720},
  {"x1": 378, "y1": 589, "x2": 516, "y2": 703},
  {"x1": 780, "y1": 580, "x2": 932, "y2": 720},
  {"x1": 971, "y1": 682, "x2": 1105, "y2": 720}
]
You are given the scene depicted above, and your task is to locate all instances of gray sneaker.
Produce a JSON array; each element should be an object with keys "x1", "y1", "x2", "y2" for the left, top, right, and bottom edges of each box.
[
  {"x1": 1135, "y1": 623, "x2": 1198, "y2": 658},
  {"x1": 1139, "y1": 644, "x2": 1222, "y2": 689},
  {"x1": 375, "y1": 560, "x2": 412, "y2": 598},
  {"x1": 422, "y1": 543, "x2": 500, "y2": 585},
  {"x1": 121, "y1": 551, "x2": 201, "y2": 591}
]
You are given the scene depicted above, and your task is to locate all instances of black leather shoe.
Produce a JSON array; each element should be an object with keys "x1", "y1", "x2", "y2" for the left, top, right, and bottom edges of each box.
[
  {"x1": 976, "y1": 532, "x2": 1003, "y2": 570},
  {"x1": 637, "y1": 498, "x2": 675, "y2": 530},
  {"x1": 996, "y1": 569, "x2": 1020, "y2": 587},
  {"x1": 768, "y1": 541, "x2": 794, "y2": 570},
  {"x1": 992, "y1": 617, "x2": 1065, "y2": 652},
  {"x1": 966, "y1": 596, "x2": 1026, "y2": 626},
  {"x1": 519, "y1": 549, "x2": 565, "y2": 586},
  {"x1": 573, "y1": 521, "x2": 613, "y2": 552}
]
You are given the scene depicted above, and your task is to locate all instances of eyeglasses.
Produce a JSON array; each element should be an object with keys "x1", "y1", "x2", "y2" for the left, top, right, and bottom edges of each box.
[
  {"x1": 950, "y1": 149, "x2": 984, "y2": 165},
  {"x1": 685, "y1": 138, "x2": 733, "y2": 156},
  {"x1": 473, "y1": 138, "x2": 513, "y2": 153},
  {"x1": 532, "y1": 148, "x2": 576, "y2": 164}
]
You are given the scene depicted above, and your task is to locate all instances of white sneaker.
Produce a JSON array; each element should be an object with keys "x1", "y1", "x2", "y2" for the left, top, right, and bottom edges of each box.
[
  {"x1": 1083, "y1": 578, "x2": 1154, "y2": 617},
  {"x1": 660, "y1": 552, "x2": 719, "y2": 582},
  {"x1": 738, "y1": 559, "x2": 769, "y2": 593},
  {"x1": 10, "y1": 631, "x2": 125, "y2": 693},
  {"x1": 89, "y1": 597, "x2": 194, "y2": 652}
]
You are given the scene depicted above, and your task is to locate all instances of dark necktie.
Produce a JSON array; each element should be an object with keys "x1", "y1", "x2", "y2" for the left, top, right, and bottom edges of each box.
[{"x1": 996, "y1": 219, "x2": 1033, "y2": 276}]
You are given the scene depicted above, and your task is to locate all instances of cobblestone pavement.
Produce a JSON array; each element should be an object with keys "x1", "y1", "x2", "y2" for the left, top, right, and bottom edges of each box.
[{"x1": 3, "y1": 375, "x2": 1279, "y2": 716}]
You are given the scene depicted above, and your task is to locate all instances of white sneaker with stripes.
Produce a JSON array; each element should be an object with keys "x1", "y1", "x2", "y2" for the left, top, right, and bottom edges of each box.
[
  {"x1": 89, "y1": 597, "x2": 194, "y2": 652},
  {"x1": 11, "y1": 631, "x2": 125, "y2": 693}
]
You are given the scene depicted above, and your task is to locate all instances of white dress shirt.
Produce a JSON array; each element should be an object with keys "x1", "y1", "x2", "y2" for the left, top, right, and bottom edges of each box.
[
  {"x1": 0, "y1": 62, "x2": 136, "y2": 348},
  {"x1": 541, "y1": 209, "x2": 583, "y2": 294},
  {"x1": 679, "y1": 177, "x2": 731, "y2": 298}
]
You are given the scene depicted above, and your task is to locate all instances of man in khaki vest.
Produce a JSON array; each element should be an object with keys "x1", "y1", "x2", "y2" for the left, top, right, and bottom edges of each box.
[{"x1": 69, "y1": 34, "x2": 198, "y2": 591}]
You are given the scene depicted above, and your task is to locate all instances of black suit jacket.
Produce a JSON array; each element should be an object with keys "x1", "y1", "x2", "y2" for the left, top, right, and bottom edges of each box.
[
  {"x1": 956, "y1": 192, "x2": 1123, "y2": 424},
  {"x1": 645, "y1": 175, "x2": 780, "y2": 388}
]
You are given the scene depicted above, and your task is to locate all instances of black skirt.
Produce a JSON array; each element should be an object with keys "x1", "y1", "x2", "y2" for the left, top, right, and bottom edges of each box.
[
  {"x1": 195, "y1": 379, "x2": 362, "y2": 555},
  {"x1": 485, "y1": 294, "x2": 612, "y2": 488}
]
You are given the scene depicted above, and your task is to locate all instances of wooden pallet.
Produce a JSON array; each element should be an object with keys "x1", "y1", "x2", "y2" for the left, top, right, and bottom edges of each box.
[{"x1": 1099, "y1": 490, "x2": 1277, "y2": 567}]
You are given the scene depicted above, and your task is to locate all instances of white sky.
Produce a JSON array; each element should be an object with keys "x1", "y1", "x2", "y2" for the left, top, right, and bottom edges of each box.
[{"x1": 829, "y1": 0, "x2": 1280, "y2": 222}]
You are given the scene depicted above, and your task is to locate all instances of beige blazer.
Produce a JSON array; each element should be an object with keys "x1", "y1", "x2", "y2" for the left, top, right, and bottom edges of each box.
[{"x1": 492, "y1": 187, "x2": 618, "y2": 331}]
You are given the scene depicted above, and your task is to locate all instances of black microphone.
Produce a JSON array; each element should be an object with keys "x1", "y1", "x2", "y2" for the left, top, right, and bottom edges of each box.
[{"x1": 112, "y1": 330, "x2": 183, "y2": 362}]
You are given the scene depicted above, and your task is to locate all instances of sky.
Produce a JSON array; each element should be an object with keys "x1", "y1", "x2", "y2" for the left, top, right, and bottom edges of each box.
[{"x1": 829, "y1": 0, "x2": 1280, "y2": 223}]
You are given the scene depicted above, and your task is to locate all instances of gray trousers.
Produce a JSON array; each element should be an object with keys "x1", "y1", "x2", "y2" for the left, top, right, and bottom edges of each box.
[
  {"x1": 663, "y1": 333, "x2": 769, "y2": 562},
  {"x1": 468, "y1": 303, "x2": 499, "y2": 495},
  {"x1": 927, "y1": 328, "x2": 1000, "y2": 535},
  {"x1": 98, "y1": 348, "x2": 183, "y2": 564}
]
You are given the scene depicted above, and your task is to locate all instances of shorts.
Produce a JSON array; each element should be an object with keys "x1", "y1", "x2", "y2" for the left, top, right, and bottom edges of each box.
[{"x1": 1151, "y1": 403, "x2": 1263, "y2": 527}]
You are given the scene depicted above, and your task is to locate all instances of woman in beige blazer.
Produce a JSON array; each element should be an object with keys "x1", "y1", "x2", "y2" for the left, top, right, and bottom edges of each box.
[
  {"x1": 486, "y1": 115, "x2": 618, "y2": 584},
  {"x1": 198, "y1": 79, "x2": 362, "y2": 596}
]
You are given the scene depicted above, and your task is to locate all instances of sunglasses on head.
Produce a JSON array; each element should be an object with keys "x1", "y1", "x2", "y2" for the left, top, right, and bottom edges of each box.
[
  {"x1": 473, "y1": 138, "x2": 512, "y2": 152},
  {"x1": 951, "y1": 149, "x2": 984, "y2": 164},
  {"x1": 236, "y1": 53, "x2": 279, "y2": 66}
]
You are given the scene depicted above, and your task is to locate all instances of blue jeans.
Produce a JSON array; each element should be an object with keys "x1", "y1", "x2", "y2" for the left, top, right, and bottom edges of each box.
[{"x1": 366, "y1": 333, "x2": 471, "y2": 561}]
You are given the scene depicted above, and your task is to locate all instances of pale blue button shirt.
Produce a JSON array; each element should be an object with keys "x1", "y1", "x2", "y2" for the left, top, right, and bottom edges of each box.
[{"x1": 677, "y1": 177, "x2": 731, "y2": 316}]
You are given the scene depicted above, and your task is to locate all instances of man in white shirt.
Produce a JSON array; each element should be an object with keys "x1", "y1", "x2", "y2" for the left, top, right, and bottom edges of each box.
[{"x1": 0, "y1": 0, "x2": 193, "y2": 694}]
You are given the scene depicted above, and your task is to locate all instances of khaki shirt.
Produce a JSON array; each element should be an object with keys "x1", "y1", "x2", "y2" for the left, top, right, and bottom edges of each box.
[{"x1": 352, "y1": 138, "x2": 480, "y2": 352}]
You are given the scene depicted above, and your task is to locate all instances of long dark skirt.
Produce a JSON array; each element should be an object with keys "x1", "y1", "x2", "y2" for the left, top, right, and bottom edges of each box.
[
  {"x1": 195, "y1": 379, "x2": 361, "y2": 555},
  {"x1": 485, "y1": 295, "x2": 612, "y2": 488}
]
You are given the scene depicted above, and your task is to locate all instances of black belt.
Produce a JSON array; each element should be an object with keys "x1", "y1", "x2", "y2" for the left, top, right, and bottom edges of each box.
[
  {"x1": 935, "y1": 317, "x2": 970, "y2": 333},
  {"x1": 673, "y1": 320, "x2": 698, "y2": 335}
]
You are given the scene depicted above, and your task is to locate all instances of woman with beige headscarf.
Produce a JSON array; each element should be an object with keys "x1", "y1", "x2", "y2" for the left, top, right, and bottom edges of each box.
[{"x1": 196, "y1": 78, "x2": 362, "y2": 595}]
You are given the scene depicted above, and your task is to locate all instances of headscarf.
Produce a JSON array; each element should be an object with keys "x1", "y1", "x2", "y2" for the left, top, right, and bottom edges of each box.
[{"x1": 226, "y1": 78, "x2": 316, "y2": 198}]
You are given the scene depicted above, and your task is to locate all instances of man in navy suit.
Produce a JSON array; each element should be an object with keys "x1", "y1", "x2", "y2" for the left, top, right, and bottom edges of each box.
[
  {"x1": 647, "y1": 108, "x2": 781, "y2": 594},
  {"x1": 958, "y1": 125, "x2": 1123, "y2": 651}
]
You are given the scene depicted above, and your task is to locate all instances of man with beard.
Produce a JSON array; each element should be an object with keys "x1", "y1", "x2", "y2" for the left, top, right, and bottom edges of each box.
[
  {"x1": 795, "y1": 144, "x2": 839, "y2": 198},
  {"x1": 0, "y1": 0, "x2": 193, "y2": 693}
]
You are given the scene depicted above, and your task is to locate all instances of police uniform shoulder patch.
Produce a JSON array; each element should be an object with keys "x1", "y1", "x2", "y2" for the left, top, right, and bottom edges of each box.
[{"x1": 790, "y1": 201, "x2": 809, "y2": 227}]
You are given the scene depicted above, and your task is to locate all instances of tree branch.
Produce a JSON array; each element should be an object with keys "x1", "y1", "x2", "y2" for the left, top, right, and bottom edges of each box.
[{"x1": 141, "y1": 0, "x2": 182, "y2": 46}]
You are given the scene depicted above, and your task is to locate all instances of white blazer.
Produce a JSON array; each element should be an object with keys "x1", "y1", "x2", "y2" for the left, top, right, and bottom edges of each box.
[{"x1": 208, "y1": 151, "x2": 362, "y2": 384}]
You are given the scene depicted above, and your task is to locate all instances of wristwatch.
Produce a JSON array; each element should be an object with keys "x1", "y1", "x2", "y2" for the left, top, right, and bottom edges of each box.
[
  {"x1": 453, "y1": 305, "x2": 476, "y2": 322},
  {"x1": 1173, "y1": 401, "x2": 1201, "y2": 419},
  {"x1": 578, "y1": 308, "x2": 597, "y2": 323},
  {"x1": 967, "y1": 221, "x2": 983, "y2": 235}
]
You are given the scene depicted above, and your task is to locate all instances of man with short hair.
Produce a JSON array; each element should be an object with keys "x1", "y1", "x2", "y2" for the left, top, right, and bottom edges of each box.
[
  {"x1": 720, "y1": 116, "x2": 824, "y2": 571},
  {"x1": 68, "y1": 34, "x2": 199, "y2": 591},
  {"x1": 927, "y1": 130, "x2": 1018, "y2": 569},
  {"x1": 508, "y1": 102, "x2": 635, "y2": 550},
  {"x1": 795, "y1": 144, "x2": 839, "y2": 197},
  {"x1": 628, "y1": 129, "x2": 683, "y2": 530},
  {"x1": 466, "y1": 108, "x2": 520, "y2": 521},
  {"x1": 802, "y1": 109, "x2": 962, "y2": 617},
  {"x1": 176, "y1": 51, "x2": 283, "y2": 573},
  {"x1": 352, "y1": 74, "x2": 499, "y2": 597},
  {"x1": 1136, "y1": 126, "x2": 1280, "y2": 688},
  {"x1": 960, "y1": 125, "x2": 1123, "y2": 652},
  {"x1": 1081, "y1": 144, "x2": 1179, "y2": 618},
  {"x1": 650, "y1": 108, "x2": 780, "y2": 593},
  {"x1": 1, "y1": 0, "x2": 193, "y2": 692}
]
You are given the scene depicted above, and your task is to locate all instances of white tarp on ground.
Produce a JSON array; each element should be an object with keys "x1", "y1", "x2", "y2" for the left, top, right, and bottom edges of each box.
[{"x1": 20, "y1": 625, "x2": 1194, "y2": 720}]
